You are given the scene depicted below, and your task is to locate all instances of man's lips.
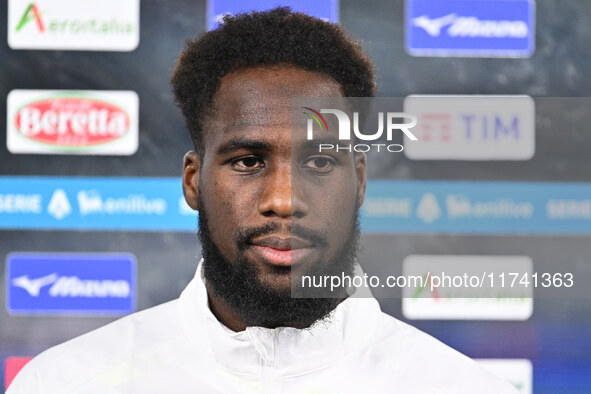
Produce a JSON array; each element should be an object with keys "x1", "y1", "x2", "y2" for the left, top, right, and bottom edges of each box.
[
  {"x1": 251, "y1": 236, "x2": 312, "y2": 250},
  {"x1": 249, "y1": 236, "x2": 314, "y2": 266}
]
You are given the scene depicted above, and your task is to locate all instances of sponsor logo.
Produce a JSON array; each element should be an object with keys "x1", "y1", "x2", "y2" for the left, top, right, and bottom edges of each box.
[
  {"x1": 0, "y1": 193, "x2": 42, "y2": 214},
  {"x1": 12, "y1": 273, "x2": 130, "y2": 298},
  {"x1": 14, "y1": 97, "x2": 130, "y2": 146},
  {"x1": 15, "y1": 3, "x2": 45, "y2": 32},
  {"x1": 12, "y1": 273, "x2": 58, "y2": 296},
  {"x1": 446, "y1": 194, "x2": 534, "y2": 220},
  {"x1": 406, "y1": 0, "x2": 535, "y2": 57},
  {"x1": 4, "y1": 357, "x2": 34, "y2": 390},
  {"x1": 412, "y1": 14, "x2": 528, "y2": 39},
  {"x1": 412, "y1": 13, "x2": 457, "y2": 37},
  {"x1": 418, "y1": 113, "x2": 451, "y2": 141},
  {"x1": 403, "y1": 95, "x2": 535, "y2": 160},
  {"x1": 77, "y1": 190, "x2": 166, "y2": 216},
  {"x1": 6, "y1": 253, "x2": 136, "y2": 315},
  {"x1": 8, "y1": 0, "x2": 140, "y2": 51},
  {"x1": 363, "y1": 197, "x2": 412, "y2": 218},
  {"x1": 416, "y1": 193, "x2": 441, "y2": 223},
  {"x1": 547, "y1": 199, "x2": 591, "y2": 220},
  {"x1": 7, "y1": 90, "x2": 138, "y2": 155},
  {"x1": 402, "y1": 255, "x2": 533, "y2": 320},
  {"x1": 0, "y1": 177, "x2": 195, "y2": 231},
  {"x1": 3, "y1": 177, "x2": 591, "y2": 234},
  {"x1": 361, "y1": 180, "x2": 591, "y2": 235},
  {"x1": 47, "y1": 189, "x2": 71, "y2": 220},
  {"x1": 476, "y1": 359, "x2": 533, "y2": 393},
  {"x1": 207, "y1": 0, "x2": 339, "y2": 30}
]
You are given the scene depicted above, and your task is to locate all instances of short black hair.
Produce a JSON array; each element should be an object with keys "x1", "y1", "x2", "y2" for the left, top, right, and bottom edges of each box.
[{"x1": 171, "y1": 6, "x2": 376, "y2": 157}]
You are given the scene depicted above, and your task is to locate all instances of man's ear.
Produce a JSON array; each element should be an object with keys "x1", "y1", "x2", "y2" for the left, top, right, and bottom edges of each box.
[
  {"x1": 182, "y1": 150, "x2": 200, "y2": 210},
  {"x1": 354, "y1": 152, "x2": 367, "y2": 208}
]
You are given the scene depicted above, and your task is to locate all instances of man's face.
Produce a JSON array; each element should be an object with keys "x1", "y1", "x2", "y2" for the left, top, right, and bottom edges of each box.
[{"x1": 183, "y1": 65, "x2": 366, "y2": 328}]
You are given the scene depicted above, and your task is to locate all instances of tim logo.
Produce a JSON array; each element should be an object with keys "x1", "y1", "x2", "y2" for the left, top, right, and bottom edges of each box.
[
  {"x1": 15, "y1": 3, "x2": 45, "y2": 32},
  {"x1": 418, "y1": 113, "x2": 520, "y2": 142},
  {"x1": 403, "y1": 95, "x2": 535, "y2": 160},
  {"x1": 303, "y1": 106, "x2": 418, "y2": 154},
  {"x1": 7, "y1": 253, "x2": 136, "y2": 315},
  {"x1": 418, "y1": 114, "x2": 451, "y2": 141}
]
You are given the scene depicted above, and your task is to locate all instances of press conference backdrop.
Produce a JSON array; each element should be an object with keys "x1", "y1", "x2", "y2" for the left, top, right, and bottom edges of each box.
[{"x1": 1, "y1": 0, "x2": 590, "y2": 392}]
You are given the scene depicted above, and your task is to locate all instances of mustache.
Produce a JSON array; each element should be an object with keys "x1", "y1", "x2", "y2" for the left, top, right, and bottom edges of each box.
[{"x1": 233, "y1": 222, "x2": 329, "y2": 251}]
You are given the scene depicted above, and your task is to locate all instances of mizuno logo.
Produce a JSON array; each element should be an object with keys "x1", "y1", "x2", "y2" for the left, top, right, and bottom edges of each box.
[
  {"x1": 412, "y1": 14, "x2": 528, "y2": 38},
  {"x1": 412, "y1": 13, "x2": 457, "y2": 37},
  {"x1": 11, "y1": 273, "x2": 131, "y2": 298},
  {"x1": 12, "y1": 273, "x2": 58, "y2": 296},
  {"x1": 6, "y1": 253, "x2": 136, "y2": 314}
]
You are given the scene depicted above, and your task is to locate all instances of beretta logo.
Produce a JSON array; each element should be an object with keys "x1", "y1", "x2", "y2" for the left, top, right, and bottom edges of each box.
[
  {"x1": 7, "y1": 90, "x2": 139, "y2": 155},
  {"x1": 15, "y1": 97, "x2": 129, "y2": 146}
]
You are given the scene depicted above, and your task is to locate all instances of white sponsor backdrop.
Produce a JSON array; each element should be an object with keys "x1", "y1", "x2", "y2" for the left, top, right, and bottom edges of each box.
[
  {"x1": 7, "y1": 90, "x2": 139, "y2": 155},
  {"x1": 8, "y1": 0, "x2": 140, "y2": 51},
  {"x1": 403, "y1": 95, "x2": 535, "y2": 160},
  {"x1": 402, "y1": 255, "x2": 534, "y2": 320},
  {"x1": 476, "y1": 359, "x2": 533, "y2": 394}
]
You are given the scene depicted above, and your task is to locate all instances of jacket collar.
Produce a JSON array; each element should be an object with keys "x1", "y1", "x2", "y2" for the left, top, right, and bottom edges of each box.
[{"x1": 178, "y1": 259, "x2": 381, "y2": 377}]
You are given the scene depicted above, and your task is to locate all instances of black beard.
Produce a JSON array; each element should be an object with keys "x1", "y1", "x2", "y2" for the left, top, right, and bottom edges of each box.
[{"x1": 198, "y1": 193, "x2": 360, "y2": 329}]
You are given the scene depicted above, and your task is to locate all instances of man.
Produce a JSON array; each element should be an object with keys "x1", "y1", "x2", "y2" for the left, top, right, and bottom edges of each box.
[{"x1": 9, "y1": 8, "x2": 517, "y2": 393}]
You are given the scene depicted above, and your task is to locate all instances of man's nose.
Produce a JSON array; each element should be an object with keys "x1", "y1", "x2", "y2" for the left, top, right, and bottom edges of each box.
[{"x1": 257, "y1": 163, "x2": 308, "y2": 219}]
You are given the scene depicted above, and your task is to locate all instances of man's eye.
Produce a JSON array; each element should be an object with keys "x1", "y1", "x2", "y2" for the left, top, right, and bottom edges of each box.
[
  {"x1": 233, "y1": 157, "x2": 264, "y2": 171},
  {"x1": 303, "y1": 157, "x2": 334, "y2": 172}
]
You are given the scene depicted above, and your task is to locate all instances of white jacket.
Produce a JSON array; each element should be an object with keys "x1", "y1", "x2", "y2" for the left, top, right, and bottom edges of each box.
[{"x1": 8, "y1": 263, "x2": 518, "y2": 393}]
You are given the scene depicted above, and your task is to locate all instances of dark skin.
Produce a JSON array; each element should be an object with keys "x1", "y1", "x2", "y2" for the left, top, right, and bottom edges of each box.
[{"x1": 182, "y1": 65, "x2": 366, "y2": 332}]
